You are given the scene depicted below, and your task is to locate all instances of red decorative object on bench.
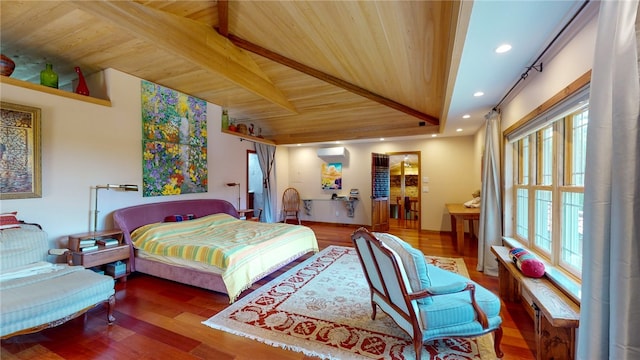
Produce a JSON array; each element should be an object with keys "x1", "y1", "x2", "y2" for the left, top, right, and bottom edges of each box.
[{"x1": 509, "y1": 247, "x2": 545, "y2": 278}]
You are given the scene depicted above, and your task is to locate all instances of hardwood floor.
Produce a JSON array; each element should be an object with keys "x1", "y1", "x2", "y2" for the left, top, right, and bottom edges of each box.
[{"x1": 1, "y1": 221, "x2": 536, "y2": 359}]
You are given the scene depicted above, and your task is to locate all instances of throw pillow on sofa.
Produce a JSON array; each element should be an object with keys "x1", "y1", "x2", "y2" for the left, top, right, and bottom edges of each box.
[{"x1": 0, "y1": 212, "x2": 20, "y2": 230}]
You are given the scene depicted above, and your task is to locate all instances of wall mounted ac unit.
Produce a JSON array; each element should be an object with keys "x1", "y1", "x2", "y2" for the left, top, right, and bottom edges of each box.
[{"x1": 317, "y1": 146, "x2": 345, "y2": 157}]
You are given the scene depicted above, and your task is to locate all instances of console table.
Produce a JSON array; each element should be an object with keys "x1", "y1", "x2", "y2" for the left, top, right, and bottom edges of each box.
[
  {"x1": 302, "y1": 197, "x2": 359, "y2": 217},
  {"x1": 445, "y1": 203, "x2": 480, "y2": 255}
]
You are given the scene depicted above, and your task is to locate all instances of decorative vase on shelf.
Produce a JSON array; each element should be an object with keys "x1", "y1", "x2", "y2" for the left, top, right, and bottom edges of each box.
[
  {"x1": 74, "y1": 66, "x2": 90, "y2": 96},
  {"x1": 0, "y1": 54, "x2": 15, "y2": 77},
  {"x1": 221, "y1": 109, "x2": 229, "y2": 129},
  {"x1": 40, "y1": 63, "x2": 58, "y2": 88}
]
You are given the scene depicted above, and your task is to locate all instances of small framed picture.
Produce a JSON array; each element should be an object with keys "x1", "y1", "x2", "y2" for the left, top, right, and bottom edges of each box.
[{"x1": 0, "y1": 102, "x2": 42, "y2": 199}]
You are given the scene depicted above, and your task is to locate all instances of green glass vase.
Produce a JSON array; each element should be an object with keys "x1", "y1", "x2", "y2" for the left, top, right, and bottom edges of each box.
[
  {"x1": 221, "y1": 109, "x2": 229, "y2": 129},
  {"x1": 40, "y1": 63, "x2": 58, "y2": 88}
]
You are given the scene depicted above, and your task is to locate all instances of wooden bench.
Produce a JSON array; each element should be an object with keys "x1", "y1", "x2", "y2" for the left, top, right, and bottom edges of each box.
[{"x1": 491, "y1": 245, "x2": 580, "y2": 360}]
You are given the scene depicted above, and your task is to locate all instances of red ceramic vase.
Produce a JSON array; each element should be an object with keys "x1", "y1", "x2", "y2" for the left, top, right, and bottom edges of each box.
[
  {"x1": 0, "y1": 54, "x2": 15, "y2": 77},
  {"x1": 74, "y1": 66, "x2": 90, "y2": 96}
]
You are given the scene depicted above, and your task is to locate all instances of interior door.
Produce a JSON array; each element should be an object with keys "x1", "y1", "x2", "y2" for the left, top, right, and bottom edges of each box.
[
  {"x1": 371, "y1": 153, "x2": 390, "y2": 231},
  {"x1": 388, "y1": 152, "x2": 421, "y2": 229}
]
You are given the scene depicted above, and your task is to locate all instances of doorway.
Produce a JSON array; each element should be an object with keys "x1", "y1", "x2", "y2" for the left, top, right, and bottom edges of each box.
[
  {"x1": 246, "y1": 150, "x2": 263, "y2": 220},
  {"x1": 388, "y1": 152, "x2": 421, "y2": 229}
]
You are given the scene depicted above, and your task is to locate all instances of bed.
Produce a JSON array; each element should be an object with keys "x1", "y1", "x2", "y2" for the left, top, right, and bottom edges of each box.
[{"x1": 113, "y1": 199, "x2": 318, "y2": 302}]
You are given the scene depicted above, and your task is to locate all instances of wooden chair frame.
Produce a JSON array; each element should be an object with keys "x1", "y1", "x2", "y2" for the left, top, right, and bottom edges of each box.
[
  {"x1": 281, "y1": 187, "x2": 301, "y2": 224},
  {"x1": 351, "y1": 228, "x2": 503, "y2": 358}
]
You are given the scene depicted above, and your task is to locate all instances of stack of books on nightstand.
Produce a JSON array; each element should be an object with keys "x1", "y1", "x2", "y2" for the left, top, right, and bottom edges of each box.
[
  {"x1": 78, "y1": 239, "x2": 98, "y2": 252},
  {"x1": 96, "y1": 238, "x2": 119, "y2": 247}
]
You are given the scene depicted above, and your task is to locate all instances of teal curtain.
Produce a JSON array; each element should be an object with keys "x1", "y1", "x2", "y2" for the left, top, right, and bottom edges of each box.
[{"x1": 255, "y1": 143, "x2": 276, "y2": 223}]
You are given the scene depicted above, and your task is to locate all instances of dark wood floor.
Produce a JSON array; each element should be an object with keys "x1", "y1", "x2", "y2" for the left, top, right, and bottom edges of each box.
[{"x1": 1, "y1": 220, "x2": 536, "y2": 359}]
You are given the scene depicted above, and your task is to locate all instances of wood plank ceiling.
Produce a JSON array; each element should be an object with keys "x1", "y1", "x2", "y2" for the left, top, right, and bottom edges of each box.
[{"x1": 0, "y1": 1, "x2": 462, "y2": 145}]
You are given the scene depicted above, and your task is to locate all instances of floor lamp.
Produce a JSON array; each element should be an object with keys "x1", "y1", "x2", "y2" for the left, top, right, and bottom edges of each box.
[
  {"x1": 226, "y1": 182, "x2": 241, "y2": 210},
  {"x1": 94, "y1": 184, "x2": 138, "y2": 233}
]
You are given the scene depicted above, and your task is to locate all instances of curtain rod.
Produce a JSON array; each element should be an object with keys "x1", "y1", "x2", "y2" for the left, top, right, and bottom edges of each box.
[{"x1": 494, "y1": 0, "x2": 591, "y2": 110}]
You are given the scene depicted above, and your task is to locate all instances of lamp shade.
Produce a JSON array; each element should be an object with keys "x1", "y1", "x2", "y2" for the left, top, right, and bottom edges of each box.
[
  {"x1": 226, "y1": 182, "x2": 241, "y2": 209},
  {"x1": 97, "y1": 184, "x2": 139, "y2": 191},
  {"x1": 93, "y1": 183, "x2": 139, "y2": 232}
]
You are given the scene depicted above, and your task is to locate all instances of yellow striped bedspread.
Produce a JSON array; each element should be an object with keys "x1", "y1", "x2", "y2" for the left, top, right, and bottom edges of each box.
[{"x1": 131, "y1": 213, "x2": 318, "y2": 302}]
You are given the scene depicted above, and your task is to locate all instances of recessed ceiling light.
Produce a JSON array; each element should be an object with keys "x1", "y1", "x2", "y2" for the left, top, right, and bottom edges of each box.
[
  {"x1": 462, "y1": 114, "x2": 471, "y2": 119},
  {"x1": 473, "y1": 91, "x2": 484, "y2": 97},
  {"x1": 379, "y1": 138, "x2": 385, "y2": 141},
  {"x1": 495, "y1": 44, "x2": 512, "y2": 53},
  {"x1": 456, "y1": 128, "x2": 463, "y2": 132},
  {"x1": 334, "y1": 141, "x2": 341, "y2": 144},
  {"x1": 431, "y1": 134, "x2": 437, "y2": 137}
]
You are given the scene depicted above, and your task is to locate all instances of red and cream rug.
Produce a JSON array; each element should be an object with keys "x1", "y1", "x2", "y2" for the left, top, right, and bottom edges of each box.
[{"x1": 203, "y1": 245, "x2": 495, "y2": 359}]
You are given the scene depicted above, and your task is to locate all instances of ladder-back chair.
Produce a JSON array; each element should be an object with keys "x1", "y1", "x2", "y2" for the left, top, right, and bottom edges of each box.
[{"x1": 281, "y1": 187, "x2": 301, "y2": 224}]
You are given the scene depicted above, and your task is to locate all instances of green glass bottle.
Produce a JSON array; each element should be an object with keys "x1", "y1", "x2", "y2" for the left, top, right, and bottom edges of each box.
[
  {"x1": 221, "y1": 109, "x2": 229, "y2": 129},
  {"x1": 40, "y1": 63, "x2": 58, "y2": 88}
]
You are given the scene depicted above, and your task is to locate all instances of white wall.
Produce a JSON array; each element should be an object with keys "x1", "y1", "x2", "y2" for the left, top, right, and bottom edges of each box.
[
  {"x1": 285, "y1": 136, "x2": 480, "y2": 231},
  {"x1": 0, "y1": 69, "x2": 252, "y2": 248},
  {"x1": 501, "y1": 14, "x2": 597, "y2": 130}
]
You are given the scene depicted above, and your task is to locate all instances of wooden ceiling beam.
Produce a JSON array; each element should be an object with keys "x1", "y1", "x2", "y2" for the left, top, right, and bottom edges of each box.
[
  {"x1": 217, "y1": 0, "x2": 229, "y2": 36},
  {"x1": 71, "y1": 0, "x2": 296, "y2": 113},
  {"x1": 227, "y1": 34, "x2": 439, "y2": 126},
  {"x1": 270, "y1": 125, "x2": 438, "y2": 145}
]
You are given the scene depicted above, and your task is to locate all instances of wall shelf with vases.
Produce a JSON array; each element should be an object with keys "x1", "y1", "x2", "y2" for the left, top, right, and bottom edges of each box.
[
  {"x1": 0, "y1": 76, "x2": 112, "y2": 107},
  {"x1": 221, "y1": 128, "x2": 275, "y2": 145}
]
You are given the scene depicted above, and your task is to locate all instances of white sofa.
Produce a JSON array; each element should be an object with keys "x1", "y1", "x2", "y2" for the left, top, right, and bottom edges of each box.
[{"x1": 0, "y1": 224, "x2": 115, "y2": 338}]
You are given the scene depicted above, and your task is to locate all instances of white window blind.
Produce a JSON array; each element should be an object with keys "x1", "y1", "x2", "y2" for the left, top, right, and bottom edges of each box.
[{"x1": 506, "y1": 85, "x2": 590, "y2": 143}]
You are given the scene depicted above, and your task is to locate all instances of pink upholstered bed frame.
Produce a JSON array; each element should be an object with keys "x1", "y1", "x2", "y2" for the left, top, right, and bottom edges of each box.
[{"x1": 113, "y1": 199, "x2": 245, "y2": 296}]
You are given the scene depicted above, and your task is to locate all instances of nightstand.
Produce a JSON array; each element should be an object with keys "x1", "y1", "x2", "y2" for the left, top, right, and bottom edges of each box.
[
  {"x1": 68, "y1": 229, "x2": 130, "y2": 281},
  {"x1": 238, "y1": 208, "x2": 261, "y2": 221},
  {"x1": 237, "y1": 208, "x2": 254, "y2": 220}
]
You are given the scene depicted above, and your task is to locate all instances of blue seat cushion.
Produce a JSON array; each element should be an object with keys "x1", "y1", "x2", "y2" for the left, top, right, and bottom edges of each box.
[{"x1": 418, "y1": 264, "x2": 501, "y2": 331}]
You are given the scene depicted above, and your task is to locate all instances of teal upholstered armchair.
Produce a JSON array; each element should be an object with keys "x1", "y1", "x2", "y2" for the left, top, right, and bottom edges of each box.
[{"x1": 351, "y1": 228, "x2": 503, "y2": 358}]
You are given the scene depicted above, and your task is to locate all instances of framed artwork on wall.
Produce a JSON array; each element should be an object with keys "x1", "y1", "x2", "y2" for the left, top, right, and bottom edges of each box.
[
  {"x1": 0, "y1": 102, "x2": 41, "y2": 199},
  {"x1": 141, "y1": 81, "x2": 208, "y2": 197},
  {"x1": 321, "y1": 162, "x2": 342, "y2": 190}
]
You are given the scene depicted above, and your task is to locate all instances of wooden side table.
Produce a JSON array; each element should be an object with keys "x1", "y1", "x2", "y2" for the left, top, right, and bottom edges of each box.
[
  {"x1": 445, "y1": 203, "x2": 480, "y2": 255},
  {"x1": 68, "y1": 229, "x2": 130, "y2": 281},
  {"x1": 237, "y1": 208, "x2": 253, "y2": 218}
]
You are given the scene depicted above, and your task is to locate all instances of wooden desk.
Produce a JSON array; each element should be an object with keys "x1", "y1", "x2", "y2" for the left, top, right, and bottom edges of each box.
[{"x1": 445, "y1": 203, "x2": 480, "y2": 255}]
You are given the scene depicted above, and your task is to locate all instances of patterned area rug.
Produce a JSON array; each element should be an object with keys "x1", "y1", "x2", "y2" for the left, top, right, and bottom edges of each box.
[{"x1": 203, "y1": 245, "x2": 495, "y2": 359}]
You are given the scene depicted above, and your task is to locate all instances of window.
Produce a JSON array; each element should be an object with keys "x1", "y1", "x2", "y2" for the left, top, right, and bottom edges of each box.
[{"x1": 510, "y1": 98, "x2": 588, "y2": 278}]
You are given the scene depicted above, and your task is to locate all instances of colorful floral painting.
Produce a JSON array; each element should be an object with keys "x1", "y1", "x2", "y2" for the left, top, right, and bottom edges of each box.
[
  {"x1": 141, "y1": 81, "x2": 207, "y2": 197},
  {"x1": 321, "y1": 162, "x2": 342, "y2": 190}
]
